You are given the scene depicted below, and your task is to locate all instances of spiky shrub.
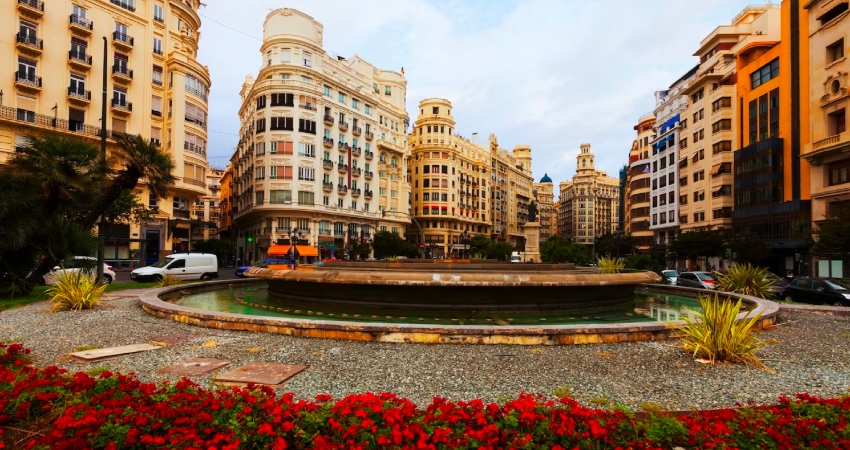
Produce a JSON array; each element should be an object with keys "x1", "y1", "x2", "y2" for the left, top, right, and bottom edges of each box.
[
  {"x1": 157, "y1": 274, "x2": 180, "y2": 287},
  {"x1": 46, "y1": 269, "x2": 107, "y2": 312},
  {"x1": 598, "y1": 256, "x2": 625, "y2": 274},
  {"x1": 679, "y1": 293, "x2": 766, "y2": 368},
  {"x1": 715, "y1": 263, "x2": 776, "y2": 299}
]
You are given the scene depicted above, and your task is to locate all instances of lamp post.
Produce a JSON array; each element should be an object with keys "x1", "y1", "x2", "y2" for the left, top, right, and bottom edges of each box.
[
  {"x1": 459, "y1": 230, "x2": 470, "y2": 259},
  {"x1": 288, "y1": 227, "x2": 301, "y2": 268},
  {"x1": 381, "y1": 210, "x2": 425, "y2": 259}
]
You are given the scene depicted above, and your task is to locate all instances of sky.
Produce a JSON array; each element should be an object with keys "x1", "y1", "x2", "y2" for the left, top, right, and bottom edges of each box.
[{"x1": 198, "y1": 0, "x2": 755, "y2": 191}]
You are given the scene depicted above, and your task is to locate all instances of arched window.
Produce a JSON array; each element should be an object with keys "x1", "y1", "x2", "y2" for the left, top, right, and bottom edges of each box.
[
  {"x1": 390, "y1": 156, "x2": 397, "y2": 167},
  {"x1": 379, "y1": 153, "x2": 387, "y2": 163}
]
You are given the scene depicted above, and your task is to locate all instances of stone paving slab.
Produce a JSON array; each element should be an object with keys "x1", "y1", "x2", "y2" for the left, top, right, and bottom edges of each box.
[
  {"x1": 778, "y1": 303, "x2": 850, "y2": 316},
  {"x1": 149, "y1": 333, "x2": 195, "y2": 347},
  {"x1": 70, "y1": 344, "x2": 161, "y2": 363},
  {"x1": 214, "y1": 362, "x2": 308, "y2": 386},
  {"x1": 156, "y1": 358, "x2": 232, "y2": 376}
]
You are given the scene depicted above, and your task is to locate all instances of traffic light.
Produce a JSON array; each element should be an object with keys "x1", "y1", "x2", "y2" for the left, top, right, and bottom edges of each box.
[{"x1": 247, "y1": 236, "x2": 253, "y2": 244}]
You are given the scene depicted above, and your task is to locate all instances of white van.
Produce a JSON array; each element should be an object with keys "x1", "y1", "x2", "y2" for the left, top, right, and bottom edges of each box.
[
  {"x1": 510, "y1": 252, "x2": 522, "y2": 263},
  {"x1": 130, "y1": 253, "x2": 218, "y2": 282}
]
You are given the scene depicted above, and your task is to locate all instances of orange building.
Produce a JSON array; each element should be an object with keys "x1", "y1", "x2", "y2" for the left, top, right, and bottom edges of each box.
[{"x1": 732, "y1": 1, "x2": 810, "y2": 274}]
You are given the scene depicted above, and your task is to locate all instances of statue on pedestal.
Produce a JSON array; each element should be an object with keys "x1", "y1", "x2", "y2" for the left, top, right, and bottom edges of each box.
[{"x1": 528, "y1": 201, "x2": 538, "y2": 223}]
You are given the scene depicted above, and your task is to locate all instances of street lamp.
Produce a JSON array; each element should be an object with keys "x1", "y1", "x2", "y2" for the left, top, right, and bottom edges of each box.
[
  {"x1": 288, "y1": 227, "x2": 302, "y2": 268},
  {"x1": 459, "y1": 230, "x2": 470, "y2": 259}
]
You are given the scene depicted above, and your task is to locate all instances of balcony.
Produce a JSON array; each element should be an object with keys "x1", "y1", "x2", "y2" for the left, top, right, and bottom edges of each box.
[
  {"x1": 813, "y1": 133, "x2": 847, "y2": 152},
  {"x1": 323, "y1": 182, "x2": 333, "y2": 192},
  {"x1": 17, "y1": 0, "x2": 43, "y2": 17},
  {"x1": 69, "y1": 14, "x2": 93, "y2": 35},
  {"x1": 338, "y1": 121, "x2": 349, "y2": 131},
  {"x1": 364, "y1": 190, "x2": 373, "y2": 199},
  {"x1": 337, "y1": 185, "x2": 348, "y2": 194},
  {"x1": 112, "y1": 65, "x2": 133, "y2": 83},
  {"x1": 322, "y1": 159, "x2": 333, "y2": 169},
  {"x1": 110, "y1": 99, "x2": 132, "y2": 115},
  {"x1": 364, "y1": 171, "x2": 373, "y2": 180},
  {"x1": 112, "y1": 31, "x2": 134, "y2": 51},
  {"x1": 351, "y1": 188, "x2": 361, "y2": 197},
  {"x1": 300, "y1": 103, "x2": 316, "y2": 112},
  {"x1": 365, "y1": 131, "x2": 374, "y2": 141},
  {"x1": 15, "y1": 33, "x2": 43, "y2": 55},
  {"x1": 365, "y1": 150, "x2": 374, "y2": 160},
  {"x1": 352, "y1": 146, "x2": 361, "y2": 156},
  {"x1": 323, "y1": 115, "x2": 334, "y2": 125},
  {"x1": 337, "y1": 141, "x2": 346, "y2": 149},
  {"x1": 323, "y1": 137, "x2": 333, "y2": 148},
  {"x1": 14, "y1": 71, "x2": 41, "y2": 92},
  {"x1": 67, "y1": 87, "x2": 91, "y2": 105},
  {"x1": 110, "y1": 0, "x2": 136, "y2": 12},
  {"x1": 337, "y1": 163, "x2": 349, "y2": 173},
  {"x1": 151, "y1": 138, "x2": 161, "y2": 147},
  {"x1": 68, "y1": 51, "x2": 92, "y2": 70},
  {"x1": 352, "y1": 126, "x2": 362, "y2": 136},
  {"x1": 352, "y1": 167, "x2": 362, "y2": 176}
]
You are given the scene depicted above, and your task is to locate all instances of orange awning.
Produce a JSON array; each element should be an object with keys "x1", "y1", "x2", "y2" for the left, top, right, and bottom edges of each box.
[
  {"x1": 267, "y1": 244, "x2": 319, "y2": 257},
  {"x1": 709, "y1": 164, "x2": 722, "y2": 175}
]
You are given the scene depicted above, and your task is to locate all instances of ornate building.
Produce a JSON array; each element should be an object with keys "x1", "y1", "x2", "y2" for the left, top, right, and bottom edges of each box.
[
  {"x1": 407, "y1": 99, "x2": 534, "y2": 256},
  {"x1": 229, "y1": 8, "x2": 410, "y2": 262},
  {"x1": 625, "y1": 116, "x2": 654, "y2": 252},
  {"x1": 559, "y1": 144, "x2": 620, "y2": 247},
  {"x1": 534, "y1": 174, "x2": 557, "y2": 242},
  {"x1": 2, "y1": 0, "x2": 211, "y2": 267}
]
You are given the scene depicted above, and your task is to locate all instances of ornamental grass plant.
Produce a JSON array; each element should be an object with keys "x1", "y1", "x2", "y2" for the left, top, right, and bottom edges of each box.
[
  {"x1": 714, "y1": 263, "x2": 776, "y2": 299},
  {"x1": 679, "y1": 293, "x2": 767, "y2": 368},
  {"x1": 597, "y1": 256, "x2": 625, "y2": 274},
  {"x1": 157, "y1": 274, "x2": 180, "y2": 287},
  {"x1": 46, "y1": 268, "x2": 107, "y2": 312}
]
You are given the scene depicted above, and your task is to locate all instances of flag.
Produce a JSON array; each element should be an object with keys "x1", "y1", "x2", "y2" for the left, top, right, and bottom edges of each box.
[
  {"x1": 643, "y1": 165, "x2": 650, "y2": 173},
  {"x1": 400, "y1": 66, "x2": 405, "y2": 75}
]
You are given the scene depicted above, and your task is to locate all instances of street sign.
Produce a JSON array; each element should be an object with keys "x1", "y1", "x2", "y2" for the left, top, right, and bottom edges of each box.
[{"x1": 419, "y1": 243, "x2": 425, "y2": 249}]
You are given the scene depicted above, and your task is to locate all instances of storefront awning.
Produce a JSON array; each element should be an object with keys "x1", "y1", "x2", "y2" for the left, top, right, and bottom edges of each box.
[
  {"x1": 267, "y1": 244, "x2": 319, "y2": 257},
  {"x1": 709, "y1": 163, "x2": 722, "y2": 175}
]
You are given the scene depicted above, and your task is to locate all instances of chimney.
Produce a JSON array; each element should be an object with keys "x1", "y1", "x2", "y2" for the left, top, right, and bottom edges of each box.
[{"x1": 471, "y1": 133, "x2": 478, "y2": 144}]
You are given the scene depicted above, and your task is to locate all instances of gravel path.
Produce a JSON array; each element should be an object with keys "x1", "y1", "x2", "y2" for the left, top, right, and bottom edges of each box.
[{"x1": 1, "y1": 296, "x2": 848, "y2": 411}]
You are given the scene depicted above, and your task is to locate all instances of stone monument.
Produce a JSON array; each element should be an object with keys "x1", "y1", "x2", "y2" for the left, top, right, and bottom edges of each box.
[{"x1": 523, "y1": 201, "x2": 541, "y2": 263}]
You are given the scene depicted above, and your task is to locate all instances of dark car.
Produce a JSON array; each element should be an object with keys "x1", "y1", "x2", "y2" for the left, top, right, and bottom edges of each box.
[
  {"x1": 235, "y1": 259, "x2": 290, "y2": 277},
  {"x1": 780, "y1": 278, "x2": 850, "y2": 306},
  {"x1": 765, "y1": 272, "x2": 788, "y2": 296},
  {"x1": 676, "y1": 272, "x2": 716, "y2": 289}
]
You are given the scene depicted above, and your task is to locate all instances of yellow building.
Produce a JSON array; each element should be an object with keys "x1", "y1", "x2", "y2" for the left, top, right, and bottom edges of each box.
[
  {"x1": 678, "y1": 6, "x2": 778, "y2": 238},
  {"x1": 218, "y1": 166, "x2": 233, "y2": 239},
  {"x1": 534, "y1": 174, "x2": 557, "y2": 242},
  {"x1": 559, "y1": 144, "x2": 620, "y2": 248},
  {"x1": 625, "y1": 115, "x2": 655, "y2": 251},
  {"x1": 230, "y1": 8, "x2": 410, "y2": 262},
  {"x1": 801, "y1": 0, "x2": 848, "y2": 277},
  {"x1": 2, "y1": 0, "x2": 211, "y2": 266},
  {"x1": 407, "y1": 99, "x2": 533, "y2": 256},
  {"x1": 190, "y1": 167, "x2": 224, "y2": 241}
]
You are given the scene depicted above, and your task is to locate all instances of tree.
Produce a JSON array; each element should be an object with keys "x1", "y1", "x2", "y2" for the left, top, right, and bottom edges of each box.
[
  {"x1": 595, "y1": 233, "x2": 637, "y2": 257},
  {"x1": 373, "y1": 231, "x2": 414, "y2": 259},
  {"x1": 730, "y1": 233, "x2": 770, "y2": 265},
  {"x1": 192, "y1": 239, "x2": 235, "y2": 263},
  {"x1": 624, "y1": 254, "x2": 663, "y2": 274},
  {"x1": 668, "y1": 228, "x2": 727, "y2": 264},
  {"x1": 353, "y1": 242, "x2": 372, "y2": 260},
  {"x1": 468, "y1": 234, "x2": 491, "y2": 258},
  {"x1": 540, "y1": 235, "x2": 590, "y2": 265},
  {"x1": 811, "y1": 203, "x2": 850, "y2": 255},
  {"x1": 486, "y1": 242, "x2": 514, "y2": 261}
]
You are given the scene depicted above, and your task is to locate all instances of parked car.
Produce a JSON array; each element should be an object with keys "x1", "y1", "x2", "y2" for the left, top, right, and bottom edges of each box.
[
  {"x1": 235, "y1": 259, "x2": 290, "y2": 278},
  {"x1": 661, "y1": 270, "x2": 679, "y2": 285},
  {"x1": 676, "y1": 271, "x2": 717, "y2": 289},
  {"x1": 764, "y1": 271, "x2": 789, "y2": 296},
  {"x1": 44, "y1": 256, "x2": 115, "y2": 286},
  {"x1": 779, "y1": 278, "x2": 850, "y2": 306},
  {"x1": 130, "y1": 253, "x2": 218, "y2": 282}
]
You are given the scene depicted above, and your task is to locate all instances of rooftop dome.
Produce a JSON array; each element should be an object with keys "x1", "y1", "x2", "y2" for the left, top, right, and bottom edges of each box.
[{"x1": 539, "y1": 173, "x2": 553, "y2": 183}]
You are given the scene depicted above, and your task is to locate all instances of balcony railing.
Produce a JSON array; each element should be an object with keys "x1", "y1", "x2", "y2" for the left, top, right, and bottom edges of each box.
[
  {"x1": 112, "y1": 31, "x2": 134, "y2": 47},
  {"x1": 338, "y1": 141, "x2": 345, "y2": 149},
  {"x1": 16, "y1": 33, "x2": 43, "y2": 51},
  {"x1": 67, "y1": 87, "x2": 91, "y2": 101},
  {"x1": 69, "y1": 14, "x2": 93, "y2": 30},
  {"x1": 337, "y1": 163, "x2": 348, "y2": 173},
  {"x1": 351, "y1": 188, "x2": 361, "y2": 196},
  {"x1": 112, "y1": 65, "x2": 133, "y2": 79},
  {"x1": 352, "y1": 167, "x2": 362, "y2": 176},
  {"x1": 352, "y1": 126, "x2": 362, "y2": 136},
  {"x1": 338, "y1": 121, "x2": 349, "y2": 131},
  {"x1": 323, "y1": 182, "x2": 333, "y2": 191},
  {"x1": 323, "y1": 137, "x2": 334, "y2": 147},
  {"x1": 0, "y1": 105, "x2": 111, "y2": 137},
  {"x1": 111, "y1": 99, "x2": 132, "y2": 111},
  {"x1": 323, "y1": 115, "x2": 334, "y2": 125},
  {"x1": 110, "y1": 0, "x2": 136, "y2": 12},
  {"x1": 352, "y1": 146, "x2": 362, "y2": 156},
  {"x1": 300, "y1": 103, "x2": 316, "y2": 111},
  {"x1": 813, "y1": 133, "x2": 845, "y2": 151},
  {"x1": 365, "y1": 150, "x2": 374, "y2": 160},
  {"x1": 185, "y1": 142, "x2": 206, "y2": 158},
  {"x1": 69, "y1": 50, "x2": 92, "y2": 66},
  {"x1": 364, "y1": 190, "x2": 373, "y2": 198},
  {"x1": 322, "y1": 159, "x2": 333, "y2": 169},
  {"x1": 364, "y1": 171, "x2": 373, "y2": 179},
  {"x1": 15, "y1": 71, "x2": 41, "y2": 88},
  {"x1": 365, "y1": 131, "x2": 374, "y2": 140},
  {"x1": 337, "y1": 185, "x2": 348, "y2": 194},
  {"x1": 17, "y1": 0, "x2": 44, "y2": 14}
]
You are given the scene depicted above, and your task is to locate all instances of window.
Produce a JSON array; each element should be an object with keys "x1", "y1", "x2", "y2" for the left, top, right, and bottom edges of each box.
[
  {"x1": 693, "y1": 170, "x2": 705, "y2": 182},
  {"x1": 693, "y1": 129, "x2": 704, "y2": 142},
  {"x1": 153, "y1": 37, "x2": 162, "y2": 55},
  {"x1": 692, "y1": 109, "x2": 704, "y2": 122},
  {"x1": 271, "y1": 141, "x2": 293, "y2": 155},
  {"x1": 185, "y1": 132, "x2": 206, "y2": 157},
  {"x1": 152, "y1": 65, "x2": 163, "y2": 85},
  {"x1": 298, "y1": 167, "x2": 314, "y2": 181},
  {"x1": 751, "y1": 58, "x2": 779, "y2": 89},
  {"x1": 185, "y1": 75, "x2": 209, "y2": 101},
  {"x1": 384, "y1": 86, "x2": 392, "y2": 95},
  {"x1": 271, "y1": 93, "x2": 294, "y2": 107},
  {"x1": 692, "y1": 149, "x2": 704, "y2": 162},
  {"x1": 829, "y1": 159, "x2": 850, "y2": 186},
  {"x1": 298, "y1": 119, "x2": 317, "y2": 134},
  {"x1": 338, "y1": 92, "x2": 346, "y2": 104},
  {"x1": 150, "y1": 94, "x2": 161, "y2": 115},
  {"x1": 302, "y1": 51, "x2": 312, "y2": 67},
  {"x1": 298, "y1": 143, "x2": 315, "y2": 157},
  {"x1": 679, "y1": 138, "x2": 688, "y2": 149},
  {"x1": 256, "y1": 95, "x2": 266, "y2": 109},
  {"x1": 690, "y1": 89, "x2": 704, "y2": 103},
  {"x1": 379, "y1": 187, "x2": 386, "y2": 196},
  {"x1": 185, "y1": 103, "x2": 206, "y2": 128},
  {"x1": 255, "y1": 142, "x2": 266, "y2": 156},
  {"x1": 391, "y1": 190, "x2": 397, "y2": 198},
  {"x1": 352, "y1": 98, "x2": 359, "y2": 110},
  {"x1": 711, "y1": 97, "x2": 731, "y2": 112},
  {"x1": 364, "y1": 105, "x2": 371, "y2": 115},
  {"x1": 681, "y1": 119, "x2": 688, "y2": 130},
  {"x1": 256, "y1": 118, "x2": 266, "y2": 133},
  {"x1": 323, "y1": 85, "x2": 331, "y2": 97},
  {"x1": 113, "y1": 53, "x2": 128, "y2": 76},
  {"x1": 298, "y1": 191, "x2": 314, "y2": 205},
  {"x1": 270, "y1": 117, "x2": 294, "y2": 131},
  {"x1": 828, "y1": 38, "x2": 845, "y2": 64},
  {"x1": 112, "y1": 86, "x2": 128, "y2": 107},
  {"x1": 69, "y1": 74, "x2": 86, "y2": 97},
  {"x1": 255, "y1": 166, "x2": 266, "y2": 181},
  {"x1": 280, "y1": 48, "x2": 291, "y2": 64},
  {"x1": 711, "y1": 119, "x2": 732, "y2": 134},
  {"x1": 828, "y1": 108, "x2": 846, "y2": 136},
  {"x1": 153, "y1": 3, "x2": 163, "y2": 22},
  {"x1": 269, "y1": 190, "x2": 292, "y2": 204},
  {"x1": 712, "y1": 141, "x2": 732, "y2": 154}
]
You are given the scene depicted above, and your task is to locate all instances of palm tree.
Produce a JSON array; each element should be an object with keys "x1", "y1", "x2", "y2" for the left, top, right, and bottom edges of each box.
[{"x1": 82, "y1": 134, "x2": 175, "y2": 228}]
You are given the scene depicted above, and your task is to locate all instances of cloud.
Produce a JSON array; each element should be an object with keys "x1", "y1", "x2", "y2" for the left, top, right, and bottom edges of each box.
[{"x1": 199, "y1": 0, "x2": 754, "y2": 187}]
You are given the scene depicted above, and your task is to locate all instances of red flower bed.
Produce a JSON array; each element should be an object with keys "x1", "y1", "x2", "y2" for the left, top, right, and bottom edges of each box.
[{"x1": 0, "y1": 342, "x2": 849, "y2": 449}]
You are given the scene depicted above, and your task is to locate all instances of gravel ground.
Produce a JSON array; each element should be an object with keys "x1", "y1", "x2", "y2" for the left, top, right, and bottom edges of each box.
[{"x1": 1, "y1": 297, "x2": 848, "y2": 411}]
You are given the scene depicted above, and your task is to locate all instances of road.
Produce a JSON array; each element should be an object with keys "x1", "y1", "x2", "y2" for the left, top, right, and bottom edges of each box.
[{"x1": 113, "y1": 267, "x2": 241, "y2": 283}]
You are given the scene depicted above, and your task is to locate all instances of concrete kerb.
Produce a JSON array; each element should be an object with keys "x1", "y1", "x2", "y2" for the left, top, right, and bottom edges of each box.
[{"x1": 138, "y1": 280, "x2": 780, "y2": 345}]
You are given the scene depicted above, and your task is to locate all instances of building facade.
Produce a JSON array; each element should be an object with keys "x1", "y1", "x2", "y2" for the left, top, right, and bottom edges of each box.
[
  {"x1": 626, "y1": 115, "x2": 655, "y2": 251},
  {"x1": 534, "y1": 174, "x2": 557, "y2": 242},
  {"x1": 190, "y1": 167, "x2": 224, "y2": 241},
  {"x1": 649, "y1": 66, "x2": 698, "y2": 250},
  {"x1": 407, "y1": 99, "x2": 534, "y2": 256},
  {"x1": 559, "y1": 144, "x2": 620, "y2": 247},
  {"x1": 733, "y1": 2, "x2": 811, "y2": 275},
  {"x1": 3, "y1": 0, "x2": 211, "y2": 267},
  {"x1": 229, "y1": 8, "x2": 410, "y2": 262},
  {"x1": 801, "y1": 0, "x2": 848, "y2": 277}
]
